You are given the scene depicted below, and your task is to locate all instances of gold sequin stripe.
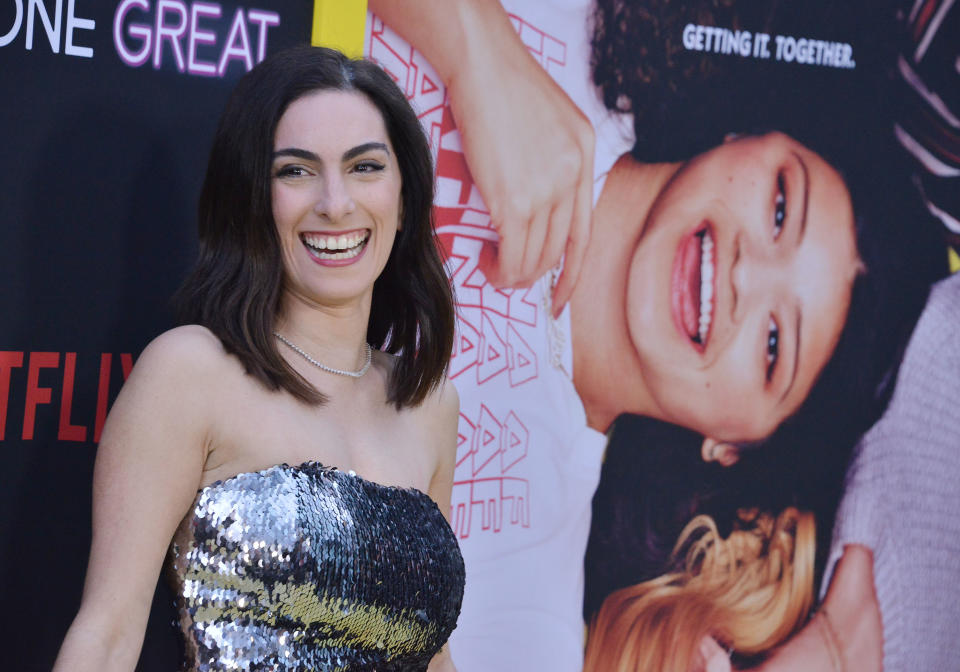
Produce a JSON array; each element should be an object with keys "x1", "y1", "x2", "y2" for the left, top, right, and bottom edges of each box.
[{"x1": 184, "y1": 567, "x2": 440, "y2": 657}]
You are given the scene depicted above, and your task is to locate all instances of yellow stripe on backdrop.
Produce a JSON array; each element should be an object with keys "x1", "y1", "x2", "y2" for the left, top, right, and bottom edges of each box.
[
  {"x1": 949, "y1": 247, "x2": 959, "y2": 274},
  {"x1": 312, "y1": 0, "x2": 369, "y2": 58}
]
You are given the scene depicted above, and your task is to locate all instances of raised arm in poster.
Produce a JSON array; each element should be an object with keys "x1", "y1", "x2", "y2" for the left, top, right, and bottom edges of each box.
[{"x1": 367, "y1": 0, "x2": 956, "y2": 671}]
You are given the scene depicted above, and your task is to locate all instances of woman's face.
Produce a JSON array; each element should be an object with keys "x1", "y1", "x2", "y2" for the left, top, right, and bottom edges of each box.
[
  {"x1": 626, "y1": 132, "x2": 859, "y2": 442},
  {"x1": 271, "y1": 89, "x2": 402, "y2": 309}
]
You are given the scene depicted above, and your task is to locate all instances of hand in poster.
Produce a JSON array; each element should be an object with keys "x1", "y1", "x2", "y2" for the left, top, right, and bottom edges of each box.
[
  {"x1": 447, "y1": 41, "x2": 595, "y2": 312},
  {"x1": 370, "y1": 0, "x2": 595, "y2": 314}
]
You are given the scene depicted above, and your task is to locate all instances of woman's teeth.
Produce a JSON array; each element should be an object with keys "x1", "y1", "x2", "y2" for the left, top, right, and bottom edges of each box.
[
  {"x1": 698, "y1": 232, "x2": 714, "y2": 344},
  {"x1": 301, "y1": 231, "x2": 369, "y2": 259}
]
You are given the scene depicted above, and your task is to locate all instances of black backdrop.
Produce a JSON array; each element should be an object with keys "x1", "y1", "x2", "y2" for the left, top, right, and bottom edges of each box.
[{"x1": 0, "y1": 2, "x2": 311, "y2": 668}]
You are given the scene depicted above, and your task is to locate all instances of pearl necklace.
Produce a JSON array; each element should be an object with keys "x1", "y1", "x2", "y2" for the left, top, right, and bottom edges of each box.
[{"x1": 274, "y1": 332, "x2": 372, "y2": 378}]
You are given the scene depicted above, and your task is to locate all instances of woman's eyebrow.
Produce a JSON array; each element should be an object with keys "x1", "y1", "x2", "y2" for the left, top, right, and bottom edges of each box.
[
  {"x1": 779, "y1": 306, "x2": 801, "y2": 405},
  {"x1": 271, "y1": 142, "x2": 389, "y2": 163},
  {"x1": 343, "y1": 142, "x2": 390, "y2": 161},
  {"x1": 273, "y1": 147, "x2": 318, "y2": 162},
  {"x1": 793, "y1": 151, "x2": 810, "y2": 244}
]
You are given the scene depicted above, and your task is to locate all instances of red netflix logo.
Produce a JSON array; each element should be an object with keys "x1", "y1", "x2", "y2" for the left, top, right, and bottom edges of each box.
[{"x1": 0, "y1": 351, "x2": 134, "y2": 443}]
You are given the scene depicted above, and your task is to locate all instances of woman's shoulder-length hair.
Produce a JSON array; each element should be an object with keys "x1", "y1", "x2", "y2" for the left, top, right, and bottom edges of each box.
[{"x1": 175, "y1": 45, "x2": 455, "y2": 408}]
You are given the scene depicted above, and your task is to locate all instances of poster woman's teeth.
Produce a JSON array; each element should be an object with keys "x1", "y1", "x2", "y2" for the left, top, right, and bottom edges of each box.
[
  {"x1": 698, "y1": 231, "x2": 714, "y2": 344},
  {"x1": 301, "y1": 231, "x2": 370, "y2": 259}
]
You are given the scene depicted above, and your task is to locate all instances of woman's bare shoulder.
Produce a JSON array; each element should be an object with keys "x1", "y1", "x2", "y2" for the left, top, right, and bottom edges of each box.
[
  {"x1": 140, "y1": 324, "x2": 224, "y2": 361},
  {"x1": 404, "y1": 364, "x2": 458, "y2": 420},
  {"x1": 132, "y1": 325, "x2": 236, "y2": 382},
  {"x1": 420, "y1": 376, "x2": 460, "y2": 447},
  {"x1": 114, "y1": 326, "x2": 250, "y2": 420},
  {"x1": 375, "y1": 352, "x2": 459, "y2": 447},
  {"x1": 434, "y1": 376, "x2": 460, "y2": 419}
]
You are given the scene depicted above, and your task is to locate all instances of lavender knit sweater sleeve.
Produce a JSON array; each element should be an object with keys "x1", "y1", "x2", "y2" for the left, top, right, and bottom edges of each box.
[{"x1": 820, "y1": 273, "x2": 960, "y2": 671}]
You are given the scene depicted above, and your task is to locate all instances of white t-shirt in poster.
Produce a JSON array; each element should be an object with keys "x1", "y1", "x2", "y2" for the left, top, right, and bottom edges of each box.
[{"x1": 366, "y1": 2, "x2": 633, "y2": 669}]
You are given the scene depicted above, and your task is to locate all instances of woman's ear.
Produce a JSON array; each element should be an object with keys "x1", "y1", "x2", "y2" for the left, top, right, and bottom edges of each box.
[
  {"x1": 701, "y1": 437, "x2": 740, "y2": 467},
  {"x1": 687, "y1": 635, "x2": 733, "y2": 672},
  {"x1": 690, "y1": 635, "x2": 732, "y2": 672}
]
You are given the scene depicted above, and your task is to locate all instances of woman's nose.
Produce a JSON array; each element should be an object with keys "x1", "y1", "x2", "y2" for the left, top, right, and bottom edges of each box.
[
  {"x1": 731, "y1": 233, "x2": 783, "y2": 321},
  {"x1": 313, "y1": 173, "x2": 355, "y2": 221}
]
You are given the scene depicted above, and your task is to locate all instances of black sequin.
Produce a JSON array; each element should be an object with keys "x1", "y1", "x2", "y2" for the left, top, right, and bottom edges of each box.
[{"x1": 166, "y1": 462, "x2": 465, "y2": 671}]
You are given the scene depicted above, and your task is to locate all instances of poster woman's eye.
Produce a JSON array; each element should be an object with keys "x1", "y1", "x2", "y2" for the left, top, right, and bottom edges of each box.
[
  {"x1": 774, "y1": 171, "x2": 786, "y2": 239},
  {"x1": 766, "y1": 315, "x2": 780, "y2": 381}
]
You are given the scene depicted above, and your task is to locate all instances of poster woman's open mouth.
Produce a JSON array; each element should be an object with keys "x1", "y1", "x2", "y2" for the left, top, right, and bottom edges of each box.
[{"x1": 672, "y1": 221, "x2": 716, "y2": 351}]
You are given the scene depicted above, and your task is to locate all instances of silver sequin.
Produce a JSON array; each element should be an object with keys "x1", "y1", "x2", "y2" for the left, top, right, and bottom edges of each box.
[{"x1": 166, "y1": 462, "x2": 464, "y2": 671}]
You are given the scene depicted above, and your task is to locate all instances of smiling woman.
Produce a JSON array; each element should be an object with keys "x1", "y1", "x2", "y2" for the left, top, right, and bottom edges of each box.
[
  {"x1": 563, "y1": 0, "x2": 957, "y2": 484},
  {"x1": 178, "y1": 46, "x2": 453, "y2": 409},
  {"x1": 576, "y1": 125, "x2": 939, "y2": 672},
  {"x1": 52, "y1": 46, "x2": 463, "y2": 672},
  {"x1": 270, "y1": 91, "x2": 403, "y2": 310},
  {"x1": 571, "y1": 132, "x2": 861, "y2": 443}
]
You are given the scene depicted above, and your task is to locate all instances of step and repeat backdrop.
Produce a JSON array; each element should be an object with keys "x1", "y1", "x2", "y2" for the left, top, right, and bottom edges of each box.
[
  {"x1": 2, "y1": 0, "x2": 958, "y2": 670},
  {"x1": 1, "y1": 2, "x2": 312, "y2": 668}
]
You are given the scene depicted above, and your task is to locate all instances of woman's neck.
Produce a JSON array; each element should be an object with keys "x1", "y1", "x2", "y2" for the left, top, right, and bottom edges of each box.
[
  {"x1": 275, "y1": 289, "x2": 372, "y2": 373},
  {"x1": 569, "y1": 154, "x2": 681, "y2": 432}
]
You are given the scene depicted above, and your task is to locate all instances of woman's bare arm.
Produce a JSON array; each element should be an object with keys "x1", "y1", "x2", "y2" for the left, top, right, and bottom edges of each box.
[
  {"x1": 52, "y1": 327, "x2": 219, "y2": 672},
  {"x1": 691, "y1": 545, "x2": 882, "y2": 672},
  {"x1": 425, "y1": 376, "x2": 459, "y2": 523},
  {"x1": 755, "y1": 545, "x2": 883, "y2": 672},
  {"x1": 428, "y1": 642, "x2": 458, "y2": 672},
  {"x1": 425, "y1": 377, "x2": 461, "y2": 672},
  {"x1": 369, "y1": 0, "x2": 594, "y2": 312}
]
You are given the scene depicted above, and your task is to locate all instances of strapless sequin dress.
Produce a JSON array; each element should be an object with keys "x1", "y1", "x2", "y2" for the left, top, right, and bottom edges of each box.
[{"x1": 166, "y1": 461, "x2": 465, "y2": 671}]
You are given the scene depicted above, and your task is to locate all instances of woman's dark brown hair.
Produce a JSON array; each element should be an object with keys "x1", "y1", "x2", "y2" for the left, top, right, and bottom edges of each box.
[{"x1": 176, "y1": 45, "x2": 455, "y2": 408}]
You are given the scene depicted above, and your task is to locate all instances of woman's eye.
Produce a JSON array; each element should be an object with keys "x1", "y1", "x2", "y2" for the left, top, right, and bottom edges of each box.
[
  {"x1": 766, "y1": 315, "x2": 779, "y2": 381},
  {"x1": 275, "y1": 165, "x2": 307, "y2": 178},
  {"x1": 353, "y1": 161, "x2": 385, "y2": 174},
  {"x1": 774, "y1": 172, "x2": 786, "y2": 239}
]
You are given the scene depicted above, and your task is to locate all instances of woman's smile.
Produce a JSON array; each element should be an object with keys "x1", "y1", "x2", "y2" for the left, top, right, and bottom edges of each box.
[
  {"x1": 301, "y1": 228, "x2": 372, "y2": 265},
  {"x1": 672, "y1": 221, "x2": 717, "y2": 351}
]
